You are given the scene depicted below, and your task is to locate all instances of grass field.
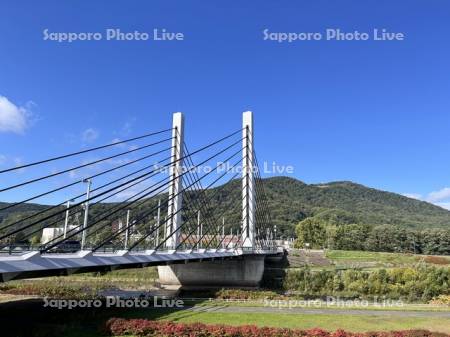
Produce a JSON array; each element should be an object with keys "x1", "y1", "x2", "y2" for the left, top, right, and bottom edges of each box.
[
  {"x1": 60, "y1": 307, "x2": 450, "y2": 336},
  {"x1": 0, "y1": 267, "x2": 159, "y2": 297},
  {"x1": 144, "y1": 310, "x2": 450, "y2": 333},
  {"x1": 325, "y1": 250, "x2": 450, "y2": 269}
]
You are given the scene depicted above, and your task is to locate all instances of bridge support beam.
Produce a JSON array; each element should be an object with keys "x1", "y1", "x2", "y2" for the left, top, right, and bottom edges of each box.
[
  {"x1": 157, "y1": 255, "x2": 265, "y2": 288},
  {"x1": 242, "y1": 111, "x2": 255, "y2": 249},
  {"x1": 165, "y1": 112, "x2": 184, "y2": 249}
]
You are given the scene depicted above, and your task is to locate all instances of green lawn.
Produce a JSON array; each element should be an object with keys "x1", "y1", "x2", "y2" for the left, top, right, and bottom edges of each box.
[
  {"x1": 146, "y1": 310, "x2": 450, "y2": 333},
  {"x1": 325, "y1": 250, "x2": 450, "y2": 269},
  {"x1": 58, "y1": 307, "x2": 450, "y2": 336},
  {"x1": 0, "y1": 267, "x2": 159, "y2": 296}
]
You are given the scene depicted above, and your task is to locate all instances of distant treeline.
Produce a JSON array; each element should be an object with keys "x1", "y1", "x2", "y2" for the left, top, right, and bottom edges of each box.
[
  {"x1": 295, "y1": 214, "x2": 450, "y2": 255},
  {"x1": 283, "y1": 265, "x2": 450, "y2": 301}
]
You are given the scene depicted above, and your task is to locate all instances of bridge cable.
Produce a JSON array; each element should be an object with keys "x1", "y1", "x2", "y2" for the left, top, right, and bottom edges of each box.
[
  {"x1": 125, "y1": 149, "x2": 244, "y2": 252},
  {"x1": 0, "y1": 136, "x2": 174, "y2": 193},
  {"x1": 181, "y1": 142, "x2": 249, "y2": 251},
  {"x1": 35, "y1": 167, "x2": 170, "y2": 249},
  {"x1": 0, "y1": 152, "x2": 174, "y2": 239},
  {"x1": 176, "y1": 142, "x2": 232, "y2": 249},
  {"x1": 0, "y1": 131, "x2": 243, "y2": 238},
  {"x1": 157, "y1": 143, "x2": 246, "y2": 251},
  {"x1": 0, "y1": 128, "x2": 173, "y2": 174},
  {"x1": 53, "y1": 137, "x2": 244, "y2": 252},
  {"x1": 39, "y1": 173, "x2": 172, "y2": 252},
  {"x1": 0, "y1": 146, "x2": 174, "y2": 212}
]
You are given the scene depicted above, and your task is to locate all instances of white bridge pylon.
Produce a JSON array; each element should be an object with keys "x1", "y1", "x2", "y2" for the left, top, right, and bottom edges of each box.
[
  {"x1": 165, "y1": 112, "x2": 184, "y2": 249},
  {"x1": 242, "y1": 111, "x2": 255, "y2": 248},
  {"x1": 165, "y1": 111, "x2": 256, "y2": 249}
]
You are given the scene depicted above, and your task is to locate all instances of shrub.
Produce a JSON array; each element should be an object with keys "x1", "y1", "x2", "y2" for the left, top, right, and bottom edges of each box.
[
  {"x1": 0, "y1": 281, "x2": 101, "y2": 299},
  {"x1": 215, "y1": 288, "x2": 282, "y2": 300},
  {"x1": 429, "y1": 295, "x2": 450, "y2": 306},
  {"x1": 282, "y1": 266, "x2": 450, "y2": 301}
]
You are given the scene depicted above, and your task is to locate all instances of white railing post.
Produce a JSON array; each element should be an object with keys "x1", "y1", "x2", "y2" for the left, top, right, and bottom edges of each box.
[
  {"x1": 166, "y1": 112, "x2": 184, "y2": 249},
  {"x1": 242, "y1": 111, "x2": 255, "y2": 249}
]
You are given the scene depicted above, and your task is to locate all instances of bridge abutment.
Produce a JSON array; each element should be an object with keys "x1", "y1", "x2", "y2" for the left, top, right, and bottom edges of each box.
[{"x1": 157, "y1": 255, "x2": 265, "y2": 288}]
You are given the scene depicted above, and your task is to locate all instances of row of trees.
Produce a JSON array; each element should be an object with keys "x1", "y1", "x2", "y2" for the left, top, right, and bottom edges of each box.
[
  {"x1": 283, "y1": 265, "x2": 450, "y2": 301},
  {"x1": 295, "y1": 217, "x2": 450, "y2": 255}
]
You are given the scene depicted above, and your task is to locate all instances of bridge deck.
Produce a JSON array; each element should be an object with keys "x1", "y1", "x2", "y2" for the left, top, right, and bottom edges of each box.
[{"x1": 0, "y1": 248, "x2": 278, "y2": 282}]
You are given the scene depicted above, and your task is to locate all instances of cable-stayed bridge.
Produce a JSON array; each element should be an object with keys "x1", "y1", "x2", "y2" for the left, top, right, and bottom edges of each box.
[{"x1": 0, "y1": 111, "x2": 280, "y2": 286}]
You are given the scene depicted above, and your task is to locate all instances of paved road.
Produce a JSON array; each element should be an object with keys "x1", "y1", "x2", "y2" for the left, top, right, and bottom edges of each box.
[{"x1": 187, "y1": 305, "x2": 450, "y2": 318}]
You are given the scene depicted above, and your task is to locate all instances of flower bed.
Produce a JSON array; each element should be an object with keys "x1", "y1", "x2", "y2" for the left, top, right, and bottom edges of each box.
[{"x1": 104, "y1": 318, "x2": 449, "y2": 337}]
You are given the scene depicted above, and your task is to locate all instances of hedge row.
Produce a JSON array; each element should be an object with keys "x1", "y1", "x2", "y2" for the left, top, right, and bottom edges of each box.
[
  {"x1": 283, "y1": 266, "x2": 450, "y2": 301},
  {"x1": 104, "y1": 318, "x2": 449, "y2": 337}
]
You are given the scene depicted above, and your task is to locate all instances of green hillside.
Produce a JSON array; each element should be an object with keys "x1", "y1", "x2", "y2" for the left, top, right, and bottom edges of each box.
[
  {"x1": 1, "y1": 176, "x2": 450, "y2": 240},
  {"x1": 257, "y1": 177, "x2": 450, "y2": 234},
  {"x1": 189, "y1": 176, "x2": 450, "y2": 237}
]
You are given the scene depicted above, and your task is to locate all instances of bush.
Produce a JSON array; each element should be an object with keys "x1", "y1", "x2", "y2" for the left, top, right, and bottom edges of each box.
[
  {"x1": 283, "y1": 266, "x2": 450, "y2": 301},
  {"x1": 429, "y1": 295, "x2": 450, "y2": 306},
  {"x1": 0, "y1": 281, "x2": 101, "y2": 299},
  {"x1": 104, "y1": 318, "x2": 450, "y2": 337},
  {"x1": 215, "y1": 289, "x2": 282, "y2": 300}
]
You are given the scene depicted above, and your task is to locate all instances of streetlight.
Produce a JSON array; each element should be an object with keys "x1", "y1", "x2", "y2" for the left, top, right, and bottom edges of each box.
[
  {"x1": 274, "y1": 225, "x2": 277, "y2": 241},
  {"x1": 222, "y1": 217, "x2": 225, "y2": 249},
  {"x1": 63, "y1": 198, "x2": 75, "y2": 239}
]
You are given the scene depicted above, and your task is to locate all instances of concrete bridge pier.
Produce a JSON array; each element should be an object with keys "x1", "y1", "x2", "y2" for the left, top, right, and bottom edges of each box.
[{"x1": 157, "y1": 255, "x2": 265, "y2": 288}]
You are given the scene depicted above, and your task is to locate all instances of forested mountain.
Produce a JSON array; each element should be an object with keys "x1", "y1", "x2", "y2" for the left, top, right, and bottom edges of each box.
[
  {"x1": 1, "y1": 176, "x2": 450, "y2": 240},
  {"x1": 253, "y1": 177, "x2": 450, "y2": 235}
]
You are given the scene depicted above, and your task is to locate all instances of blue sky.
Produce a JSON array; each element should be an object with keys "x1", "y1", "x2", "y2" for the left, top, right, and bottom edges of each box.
[{"x1": 1, "y1": 0, "x2": 450, "y2": 209}]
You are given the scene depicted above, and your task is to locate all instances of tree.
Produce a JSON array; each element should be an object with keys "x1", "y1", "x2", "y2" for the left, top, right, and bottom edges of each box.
[
  {"x1": 365, "y1": 224, "x2": 408, "y2": 252},
  {"x1": 314, "y1": 209, "x2": 358, "y2": 226},
  {"x1": 295, "y1": 218, "x2": 326, "y2": 249},
  {"x1": 421, "y1": 229, "x2": 450, "y2": 255},
  {"x1": 30, "y1": 234, "x2": 41, "y2": 245},
  {"x1": 334, "y1": 224, "x2": 370, "y2": 251}
]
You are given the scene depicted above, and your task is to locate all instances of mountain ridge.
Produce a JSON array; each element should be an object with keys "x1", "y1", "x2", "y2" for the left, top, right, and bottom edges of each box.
[{"x1": 1, "y1": 176, "x2": 449, "y2": 238}]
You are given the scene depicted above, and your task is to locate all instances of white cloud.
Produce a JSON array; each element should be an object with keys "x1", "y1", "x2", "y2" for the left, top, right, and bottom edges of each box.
[
  {"x1": 13, "y1": 157, "x2": 26, "y2": 173},
  {"x1": 110, "y1": 137, "x2": 139, "y2": 151},
  {"x1": 119, "y1": 118, "x2": 136, "y2": 136},
  {"x1": 122, "y1": 122, "x2": 133, "y2": 135},
  {"x1": 0, "y1": 95, "x2": 33, "y2": 134},
  {"x1": 111, "y1": 178, "x2": 160, "y2": 201},
  {"x1": 427, "y1": 187, "x2": 450, "y2": 203},
  {"x1": 404, "y1": 187, "x2": 450, "y2": 210},
  {"x1": 111, "y1": 138, "x2": 127, "y2": 149},
  {"x1": 82, "y1": 128, "x2": 99, "y2": 143},
  {"x1": 435, "y1": 202, "x2": 450, "y2": 210},
  {"x1": 0, "y1": 155, "x2": 26, "y2": 171},
  {"x1": 402, "y1": 193, "x2": 422, "y2": 200}
]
